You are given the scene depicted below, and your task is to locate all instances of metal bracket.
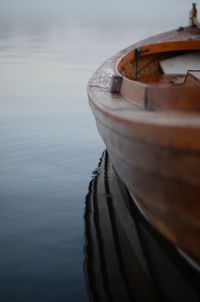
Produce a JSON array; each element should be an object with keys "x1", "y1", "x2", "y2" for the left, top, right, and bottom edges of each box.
[{"x1": 110, "y1": 75, "x2": 123, "y2": 93}]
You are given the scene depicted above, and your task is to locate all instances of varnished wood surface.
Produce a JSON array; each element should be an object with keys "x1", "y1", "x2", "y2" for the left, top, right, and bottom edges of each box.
[
  {"x1": 146, "y1": 85, "x2": 200, "y2": 111},
  {"x1": 88, "y1": 27, "x2": 200, "y2": 262},
  {"x1": 185, "y1": 71, "x2": 200, "y2": 85}
]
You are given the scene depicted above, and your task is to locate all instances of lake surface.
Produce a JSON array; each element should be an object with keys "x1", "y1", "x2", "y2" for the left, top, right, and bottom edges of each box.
[{"x1": 0, "y1": 1, "x2": 193, "y2": 301}]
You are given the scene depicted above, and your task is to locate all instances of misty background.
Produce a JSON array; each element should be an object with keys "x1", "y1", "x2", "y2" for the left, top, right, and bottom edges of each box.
[{"x1": 0, "y1": 0, "x2": 194, "y2": 31}]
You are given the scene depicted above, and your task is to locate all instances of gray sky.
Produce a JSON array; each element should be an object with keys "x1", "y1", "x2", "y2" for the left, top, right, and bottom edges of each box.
[{"x1": 0, "y1": 0, "x2": 195, "y2": 30}]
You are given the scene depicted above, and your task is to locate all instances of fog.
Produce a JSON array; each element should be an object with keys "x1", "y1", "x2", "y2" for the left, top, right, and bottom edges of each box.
[{"x1": 0, "y1": 0, "x2": 196, "y2": 35}]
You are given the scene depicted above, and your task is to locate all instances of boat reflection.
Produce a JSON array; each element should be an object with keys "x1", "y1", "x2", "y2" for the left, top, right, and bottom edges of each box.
[{"x1": 84, "y1": 151, "x2": 200, "y2": 302}]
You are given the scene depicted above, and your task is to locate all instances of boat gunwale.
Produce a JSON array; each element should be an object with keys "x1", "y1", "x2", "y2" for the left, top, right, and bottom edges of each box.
[
  {"x1": 88, "y1": 28, "x2": 200, "y2": 151},
  {"x1": 116, "y1": 39, "x2": 200, "y2": 110}
]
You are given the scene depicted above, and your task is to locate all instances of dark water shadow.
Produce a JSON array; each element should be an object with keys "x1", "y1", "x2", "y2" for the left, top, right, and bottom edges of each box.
[{"x1": 84, "y1": 150, "x2": 200, "y2": 302}]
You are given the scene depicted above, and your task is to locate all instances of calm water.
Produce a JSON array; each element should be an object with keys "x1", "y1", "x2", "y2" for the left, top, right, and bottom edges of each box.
[{"x1": 0, "y1": 1, "x2": 193, "y2": 301}]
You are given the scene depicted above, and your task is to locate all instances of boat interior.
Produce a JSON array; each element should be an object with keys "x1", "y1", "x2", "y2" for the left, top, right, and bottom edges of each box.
[
  {"x1": 117, "y1": 41, "x2": 200, "y2": 86},
  {"x1": 116, "y1": 40, "x2": 200, "y2": 110}
]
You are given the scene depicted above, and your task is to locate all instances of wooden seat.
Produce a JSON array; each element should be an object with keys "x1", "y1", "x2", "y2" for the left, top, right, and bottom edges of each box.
[{"x1": 184, "y1": 70, "x2": 200, "y2": 86}]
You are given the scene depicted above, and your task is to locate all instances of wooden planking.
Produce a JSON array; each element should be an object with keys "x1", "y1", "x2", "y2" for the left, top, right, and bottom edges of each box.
[
  {"x1": 120, "y1": 77, "x2": 146, "y2": 107},
  {"x1": 146, "y1": 85, "x2": 200, "y2": 111},
  {"x1": 135, "y1": 59, "x2": 161, "y2": 79},
  {"x1": 106, "y1": 149, "x2": 200, "y2": 262},
  {"x1": 96, "y1": 119, "x2": 200, "y2": 185},
  {"x1": 185, "y1": 70, "x2": 200, "y2": 86},
  {"x1": 121, "y1": 60, "x2": 134, "y2": 79},
  {"x1": 139, "y1": 40, "x2": 200, "y2": 57},
  {"x1": 117, "y1": 50, "x2": 135, "y2": 74},
  {"x1": 139, "y1": 74, "x2": 185, "y2": 85},
  {"x1": 89, "y1": 93, "x2": 200, "y2": 152},
  {"x1": 92, "y1": 113, "x2": 200, "y2": 261},
  {"x1": 118, "y1": 53, "x2": 163, "y2": 80}
]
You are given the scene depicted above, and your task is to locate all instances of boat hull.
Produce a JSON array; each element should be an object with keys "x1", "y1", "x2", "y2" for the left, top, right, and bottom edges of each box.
[
  {"x1": 94, "y1": 114, "x2": 200, "y2": 262},
  {"x1": 88, "y1": 29, "x2": 200, "y2": 263}
]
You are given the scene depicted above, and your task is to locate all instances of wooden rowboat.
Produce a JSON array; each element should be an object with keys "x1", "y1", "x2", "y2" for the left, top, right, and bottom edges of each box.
[{"x1": 88, "y1": 6, "x2": 200, "y2": 264}]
